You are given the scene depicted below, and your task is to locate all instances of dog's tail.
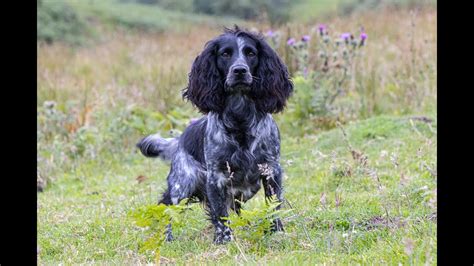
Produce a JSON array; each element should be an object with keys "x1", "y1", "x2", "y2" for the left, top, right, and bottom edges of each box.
[{"x1": 136, "y1": 133, "x2": 179, "y2": 161}]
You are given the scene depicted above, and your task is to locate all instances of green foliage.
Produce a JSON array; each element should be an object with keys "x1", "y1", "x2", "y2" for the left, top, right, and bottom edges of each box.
[
  {"x1": 129, "y1": 200, "x2": 189, "y2": 260},
  {"x1": 36, "y1": 98, "x2": 197, "y2": 191},
  {"x1": 76, "y1": 0, "x2": 172, "y2": 33},
  {"x1": 37, "y1": 0, "x2": 94, "y2": 45},
  {"x1": 338, "y1": 0, "x2": 437, "y2": 16},
  {"x1": 224, "y1": 197, "x2": 290, "y2": 252},
  {"x1": 225, "y1": 197, "x2": 292, "y2": 254},
  {"x1": 280, "y1": 27, "x2": 367, "y2": 133},
  {"x1": 38, "y1": 0, "x2": 243, "y2": 45},
  {"x1": 289, "y1": 0, "x2": 436, "y2": 23},
  {"x1": 193, "y1": 0, "x2": 293, "y2": 25}
]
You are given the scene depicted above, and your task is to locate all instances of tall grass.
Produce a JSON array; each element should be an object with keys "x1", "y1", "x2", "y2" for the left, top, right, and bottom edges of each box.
[
  {"x1": 272, "y1": 7, "x2": 437, "y2": 133},
  {"x1": 38, "y1": 7, "x2": 436, "y2": 113}
]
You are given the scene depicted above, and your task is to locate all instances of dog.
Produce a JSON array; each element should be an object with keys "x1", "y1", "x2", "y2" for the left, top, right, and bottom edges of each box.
[{"x1": 137, "y1": 25, "x2": 293, "y2": 244}]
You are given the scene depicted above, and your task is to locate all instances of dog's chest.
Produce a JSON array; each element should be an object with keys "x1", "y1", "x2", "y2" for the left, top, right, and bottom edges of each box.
[{"x1": 206, "y1": 113, "x2": 278, "y2": 174}]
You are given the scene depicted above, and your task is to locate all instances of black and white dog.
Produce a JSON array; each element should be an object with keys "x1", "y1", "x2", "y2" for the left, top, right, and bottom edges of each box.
[{"x1": 137, "y1": 26, "x2": 293, "y2": 244}]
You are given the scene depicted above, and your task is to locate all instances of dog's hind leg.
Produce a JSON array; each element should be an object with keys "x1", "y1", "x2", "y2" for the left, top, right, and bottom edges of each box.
[
  {"x1": 158, "y1": 188, "x2": 175, "y2": 241},
  {"x1": 160, "y1": 150, "x2": 204, "y2": 241}
]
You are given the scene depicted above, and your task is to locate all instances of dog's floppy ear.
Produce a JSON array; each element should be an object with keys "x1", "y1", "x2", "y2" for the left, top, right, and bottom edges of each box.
[
  {"x1": 252, "y1": 38, "x2": 293, "y2": 113},
  {"x1": 183, "y1": 39, "x2": 225, "y2": 113}
]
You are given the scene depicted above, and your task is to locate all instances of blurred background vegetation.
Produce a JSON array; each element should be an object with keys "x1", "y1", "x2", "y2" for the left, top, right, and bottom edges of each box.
[{"x1": 37, "y1": 0, "x2": 437, "y2": 263}]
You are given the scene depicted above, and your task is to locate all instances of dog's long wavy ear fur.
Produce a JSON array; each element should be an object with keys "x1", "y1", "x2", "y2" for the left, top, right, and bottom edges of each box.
[
  {"x1": 183, "y1": 40, "x2": 224, "y2": 113},
  {"x1": 252, "y1": 37, "x2": 294, "y2": 114}
]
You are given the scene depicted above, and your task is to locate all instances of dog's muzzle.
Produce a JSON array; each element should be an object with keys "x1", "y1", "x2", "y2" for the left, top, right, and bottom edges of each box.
[{"x1": 226, "y1": 64, "x2": 252, "y2": 89}]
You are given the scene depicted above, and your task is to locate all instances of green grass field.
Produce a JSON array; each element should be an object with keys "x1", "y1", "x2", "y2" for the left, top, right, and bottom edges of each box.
[
  {"x1": 38, "y1": 115, "x2": 436, "y2": 264},
  {"x1": 37, "y1": 0, "x2": 436, "y2": 264}
]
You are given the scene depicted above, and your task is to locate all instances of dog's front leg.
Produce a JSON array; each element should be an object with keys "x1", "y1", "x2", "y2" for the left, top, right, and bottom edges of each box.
[
  {"x1": 262, "y1": 163, "x2": 284, "y2": 232},
  {"x1": 206, "y1": 171, "x2": 233, "y2": 244}
]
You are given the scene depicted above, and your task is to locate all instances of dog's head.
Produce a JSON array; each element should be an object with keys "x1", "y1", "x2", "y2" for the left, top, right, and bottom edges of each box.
[{"x1": 183, "y1": 25, "x2": 293, "y2": 114}]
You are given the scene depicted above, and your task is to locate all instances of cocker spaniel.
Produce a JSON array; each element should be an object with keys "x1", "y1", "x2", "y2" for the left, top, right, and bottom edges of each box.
[{"x1": 137, "y1": 26, "x2": 293, "y2": 244}]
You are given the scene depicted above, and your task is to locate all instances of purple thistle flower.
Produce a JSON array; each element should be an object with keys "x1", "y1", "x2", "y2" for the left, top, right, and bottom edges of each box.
[
  {"x1": 287, "y1": 38, "x2": 296, "y2": 46},
  {"x1": 301, "y1": 35, "x2": 311, "y2": 42},
  {"x1": 359, "y1": 32, "x2": 368, "y2": 46},
  {"x1": 318, "y1": 24, "x2": 326, "y2": 35},
  {"x1": 341, "y1": 33, "x2": 351, "y2": 40}
]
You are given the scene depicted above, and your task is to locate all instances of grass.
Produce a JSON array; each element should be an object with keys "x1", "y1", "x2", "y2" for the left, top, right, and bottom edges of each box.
[
  {"x1": 38, "y1": 0, "x2": 245, "y2": 46},
  {"x1": 289, "y1": 0, "x2": 436, "y2": 24},
  {"x1": 37, "y1": 3, "x2": 437, "y2": 264},
  {"x1": 38, "y1": 115, "x2": 436, "y2": 264},
  {"x1": 66, "y1": 0, "x2": 245, "y2": 33}
]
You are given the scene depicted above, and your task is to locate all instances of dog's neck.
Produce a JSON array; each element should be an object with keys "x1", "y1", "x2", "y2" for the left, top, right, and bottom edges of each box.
[{"x1": 221, "y1": 93, "x2": 263, "y2": 145}]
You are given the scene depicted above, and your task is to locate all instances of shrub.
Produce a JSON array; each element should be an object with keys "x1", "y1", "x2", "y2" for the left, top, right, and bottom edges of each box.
[
  {"x1": 278, "y1": 25, "x2": 368, "y2": 132},
  {"x1": 224, "y1": 197, "x2": 290, "y2": 253},
  {"x1": 37, "y1": 0, "x2": 93, "y2": 45},
  {"x1": 193, "y1": 0, "x2": 293, "y2": 25}
]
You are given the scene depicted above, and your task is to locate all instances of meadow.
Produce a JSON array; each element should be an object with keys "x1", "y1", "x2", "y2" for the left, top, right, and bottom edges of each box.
[{"x1": 37, "y1": 0, "x2": 437, "y2": 264}]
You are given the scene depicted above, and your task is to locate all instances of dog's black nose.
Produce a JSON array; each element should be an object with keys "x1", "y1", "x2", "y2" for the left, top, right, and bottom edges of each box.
[{"x1": 232, "y1": 66, "x2": 248, "y2": 75}]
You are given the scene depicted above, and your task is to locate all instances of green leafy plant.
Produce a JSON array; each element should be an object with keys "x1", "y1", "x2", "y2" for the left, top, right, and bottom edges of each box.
[
  {"x1": 129, "y1": 200, "x2": 189, "y2": 263},
  {"x1": 224, "y1": 196, "x2": 290, "y2": 253},
  {"x1": 279, "y1": 25, "x2": 368, "y2": 132},
  {"x1": 37, "y1": 0, "x2": 94, "y2": 45}
]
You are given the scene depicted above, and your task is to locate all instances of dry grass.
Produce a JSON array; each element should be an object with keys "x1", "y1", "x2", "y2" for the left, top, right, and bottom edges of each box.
[
  {"x1": 38, "y1": 26, "x2": 220, "y2": 113},
  {"x1": 280, "y1": 7, "x2": 436, "y2": 116},
  {"x1": 38, "y1": 7, "x2": 436, "y2": 121}
]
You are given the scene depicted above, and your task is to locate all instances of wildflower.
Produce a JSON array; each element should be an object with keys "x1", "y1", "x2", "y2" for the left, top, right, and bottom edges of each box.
[
  {"x1": 302, "y1": 35, "x2": 311, "y2": 42},
  {"x1": 341, "y1": 33, "x2": 351, "y2": 44},
  {"x1": 318, "y1": 24, "x2": 326, "y2": 36},
  {"x1": 266, "y1": 30, "x2": 274, "y2": 37},
  {"x1": 359, "y1": 32, "x2": 368, "y2": 46},
  {"x1": 287, "y1": 38, "x2": 296, "y2": 46}
]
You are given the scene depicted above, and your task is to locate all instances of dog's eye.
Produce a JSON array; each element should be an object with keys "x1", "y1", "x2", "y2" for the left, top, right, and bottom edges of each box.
[
  {"x1": 247, "y1": 51, "x2": 256, "y2": 57},
  {"x1": 221, "y1": 52, "x2": 231, "y2": 58}
]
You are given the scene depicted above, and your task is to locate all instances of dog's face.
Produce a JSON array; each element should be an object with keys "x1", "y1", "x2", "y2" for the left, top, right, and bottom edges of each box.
[
  {"x1": 183, "y1": 26, "x2": 293, "y2": 114},
  {"x1": 216, "y1": 35, "x2": 258, "y2": 91}
]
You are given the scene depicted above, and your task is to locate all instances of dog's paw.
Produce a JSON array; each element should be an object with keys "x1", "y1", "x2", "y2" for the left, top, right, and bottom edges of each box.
[
  {"x1": 213, "y1": 226, "x2": 233, "y2": 244},
  {"x1": 273, "y1": 218, "x2": 284, "y2": 232},
  {"x1": 267, "y1": 218, "x2": 284, "y2": 234},
  {"x1": 165, "y1": 232, "x2": 174, "y2": 242}
]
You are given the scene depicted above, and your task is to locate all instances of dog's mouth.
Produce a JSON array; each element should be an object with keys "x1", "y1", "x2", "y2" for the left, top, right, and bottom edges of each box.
[
  {"x1": 225, "y1": 77, "x2": 252, "y2": 92},
  {"x1": 225, "y1": 82, "x2": 251, "y2": 94}
]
